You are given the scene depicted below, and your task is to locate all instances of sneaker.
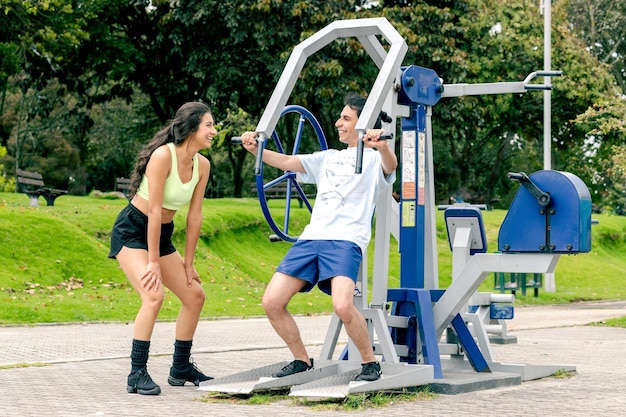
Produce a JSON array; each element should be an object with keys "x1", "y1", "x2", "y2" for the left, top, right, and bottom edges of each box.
[
  {"x1": 127, "y1": 368, "x2": 161, "y2": 395},
  {"x1": 354, "y1": 361, "x2": 381, "y2": 381},
  {"x1": 272, "y1": 358, "x2": 314, "y2": 378},
  {"x1": 168, "y1": 360, "x2": 213, "y2": 386}
]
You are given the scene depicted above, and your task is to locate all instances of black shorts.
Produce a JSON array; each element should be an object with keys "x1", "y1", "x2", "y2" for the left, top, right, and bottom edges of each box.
[{"x1": 108, "y1": 203, "x2": 176, "y2": 259}]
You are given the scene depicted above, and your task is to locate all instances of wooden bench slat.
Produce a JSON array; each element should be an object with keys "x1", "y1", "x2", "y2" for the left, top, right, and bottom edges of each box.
[
  {"x1": 250, "y1": 181, "x2": 316, "y2": 208},
  {"x1": 16, "y1": 169, "x2": 44, "y2": 180},
  {"x1": 115, "y1": 177, "x2": 131, "y2": 199},
  {"x1": 16, "y1": 177, "x2": 45, "y2": 187}
]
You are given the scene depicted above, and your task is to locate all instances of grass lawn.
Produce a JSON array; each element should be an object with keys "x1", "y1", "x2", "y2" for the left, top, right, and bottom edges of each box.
[{"x1": 1, "y1": 191, "x2": 625, "y2": 325}]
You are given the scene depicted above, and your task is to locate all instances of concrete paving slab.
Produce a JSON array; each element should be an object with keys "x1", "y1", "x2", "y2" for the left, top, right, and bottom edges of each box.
[{"x1": 1, "y1": 301, "x2": 625, "y2": 416}]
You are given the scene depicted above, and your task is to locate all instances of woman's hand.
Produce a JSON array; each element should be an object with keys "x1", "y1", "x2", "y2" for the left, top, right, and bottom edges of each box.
[
  {"x1": 185, "y1": 264, "x2": 202, "y2": 287},
  {"x1": 140, "y1": 261, "x2": 162, "y2": 292}
]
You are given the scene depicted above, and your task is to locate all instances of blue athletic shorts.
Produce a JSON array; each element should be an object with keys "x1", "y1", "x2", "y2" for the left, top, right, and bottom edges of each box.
[
  {"x1": 276, "y1": 240, "x2": 362, "y2": 295},
  {"x1": 108, "y1": 203, "x2": 176, "y2": 259}
]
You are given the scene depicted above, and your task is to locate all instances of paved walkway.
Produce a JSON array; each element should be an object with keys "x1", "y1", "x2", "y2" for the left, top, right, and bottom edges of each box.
[{"x1": 1, "y1": 301, "x2": 626, "y2": 416}]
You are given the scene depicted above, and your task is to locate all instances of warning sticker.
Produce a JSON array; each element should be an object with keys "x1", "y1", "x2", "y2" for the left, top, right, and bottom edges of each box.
[
  {"x1": 402, "y1": 201, "x2": 416, "y2": 227},
  {"x1": 417, "y1": 131, "x2": 425, "y2": 205},
  {"x1": 402, "y1": 130, "x2": 416, "y2": 199}
]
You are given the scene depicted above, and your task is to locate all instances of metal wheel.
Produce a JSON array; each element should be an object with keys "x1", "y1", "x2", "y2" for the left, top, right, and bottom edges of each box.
[{"x1": 256, "y1": 105, "x2": 328, "y2": 242}]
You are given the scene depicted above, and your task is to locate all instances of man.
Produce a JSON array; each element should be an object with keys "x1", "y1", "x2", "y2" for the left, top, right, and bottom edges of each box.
[{"x1": 240, "y1": 93, "x2": 397, "y2": 381}]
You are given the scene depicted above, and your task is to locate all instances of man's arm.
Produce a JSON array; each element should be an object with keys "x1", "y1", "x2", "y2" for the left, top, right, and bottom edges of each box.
[
  {"x1": 240, "y1": 132, "x2": 305, "y2": 173},
  {"x1": 379, "y1": 144, "x2": 398, "y2": 176},
  {"x1": 364, "y1": 129, "x2": 398, "y2": 176}
]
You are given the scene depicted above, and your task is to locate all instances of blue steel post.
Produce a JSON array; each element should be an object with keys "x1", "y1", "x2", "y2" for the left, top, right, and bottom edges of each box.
[
  {"x1": 389, "y1": 66, "x2": 445, "y2": 371},
  {"x1": 399, "y1": 105, "x2": 427, "y2": 288},
  {"x1": 397, "y1": 65, "x2": 443, "y2": 289}
]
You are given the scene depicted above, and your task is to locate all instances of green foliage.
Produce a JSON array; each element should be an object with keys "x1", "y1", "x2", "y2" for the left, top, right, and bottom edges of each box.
[
  {"x1": 572, "y1": 100, "x2": 626, "y2": 213},
  {"x1": 1, "y1": 192, "x2": 626, "y2": 325},
  {"x1": 210, "y1": 107, "x2": 258, "y2": 198},
  {"x1": 594, "y1": 315, "x2": 626, "y2": 328},
  {"x1": 4, "y1": 79, "x2": 82, "y2": 190},
  {"x1": 0, "y1": 145, "x2": 13, "y2": 191},
  {"x1": 566, "y1": 0, "x2": 626, "y2": 92},
  {"x1": 0, "y1": 0, "x2": 624, "y2": 210},
  {"x1": 551, "y1": 369, "x2": 576, "y2": 379},
  {"x1": 198, "y1": 391, "x2": 286, "y2": 405},
  {"x1": 83, "y1": 93, "x2": 160, "y2": 193},
  {"x1": 338, "y1": 389, "x2": 434, "y2": 410},
  {"x1": 0, "y1": 362, "x2": 49, "y2": 370},
  {"x1": 201, "y1": 386, "x2": 434, "y2": 411}
]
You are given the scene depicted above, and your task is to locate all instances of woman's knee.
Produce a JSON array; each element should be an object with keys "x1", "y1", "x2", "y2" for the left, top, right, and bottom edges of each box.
[
  {"x1": 141, "y1": 290, "x2": 164, "y2": 312},
  {"x1": 182, "y1": 285, "x2": 206, "y2": 310},
  {"x1": 194, "y1": 286, "x2": 206, "y2": 307}
]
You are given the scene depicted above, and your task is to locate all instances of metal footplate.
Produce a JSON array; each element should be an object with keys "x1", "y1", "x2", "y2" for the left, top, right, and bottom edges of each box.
[
  {"x1": 197, "y1": 360, "x2": 339, "y2": 394},
  {"x1": 289, "y1": 362, "x2": 434, "y2": 398},
  {"x1": 198, "y1": 360, "x2": 435, "y2": 398},
  {"x1": 488, "y1": 362, "x2": 576, "y2": 381}
]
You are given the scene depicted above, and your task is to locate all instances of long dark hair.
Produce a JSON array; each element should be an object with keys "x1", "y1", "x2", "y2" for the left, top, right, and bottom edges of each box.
[
  {"x1": 128, "y1": 101, "x2": 212, "y2": 198},
  {"x1": 344, "y1": 93, "x2": 392, "y2": 129}
]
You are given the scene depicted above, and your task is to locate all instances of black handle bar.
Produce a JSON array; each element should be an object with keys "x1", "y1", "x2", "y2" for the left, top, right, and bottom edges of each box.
[
  {"x1": 355, "y1": 132, "x2": 393, "y2": 174},
  {"x1": 231, "y1": 136, "x2": 264, "y2": 175}
]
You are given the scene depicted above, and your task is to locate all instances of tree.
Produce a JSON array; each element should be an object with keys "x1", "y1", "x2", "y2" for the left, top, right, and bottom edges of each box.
[
  {"x1": 374, "y1": 0, "x2": 619, "y2": 207},
  {"x1": 0, "y1": 0, "x2": 91, "y2": 189},
  {"x1": 564, "y1": 0, "x2": 626, "y2": 213},
  {"x1": 0, "y1": 144, "x2": 14, "y2": 192},
  {"x1": 566, "y1": 0, "x2": 626, "y2": 93},
  {"x1": 0, "y1": 0, "x2": 620, "y2": 205},
  {"x1": 573, "y1": 98, "x2": 626, "y2": 212}
]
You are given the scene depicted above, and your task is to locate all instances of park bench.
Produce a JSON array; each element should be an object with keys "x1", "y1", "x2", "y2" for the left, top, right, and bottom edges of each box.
[
  {"x1": 16, "y1": 169, "x2": 68, "y2": 207},
  {"x1": 115, "y1": 177, "x2": 131, "y2": 198},
  {"x1": 494, "y1": 271, "x2": 543, "y2": 297},
  {"x1": 250, "y1": 181, "x2": 316, "y2": 208}
]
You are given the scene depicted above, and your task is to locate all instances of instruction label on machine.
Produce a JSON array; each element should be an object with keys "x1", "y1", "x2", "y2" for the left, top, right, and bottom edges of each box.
[
  {"x1": 417, "y1": 131, "x2": 425, "y2": 205},
  {"x1": 401, "y1": 130, "x2": 416, "y2": 228},
  {"x1": 402, "y1": 201, "x2": 416, "y2": 227},
  {"x1": 401, "y1": 130, "x2": 416, "y2": 199}
]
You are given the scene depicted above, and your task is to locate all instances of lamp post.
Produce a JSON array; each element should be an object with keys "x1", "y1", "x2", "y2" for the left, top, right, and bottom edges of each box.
[{"x1": 541, "y1": 0, "x2": 556, "y2": 292}]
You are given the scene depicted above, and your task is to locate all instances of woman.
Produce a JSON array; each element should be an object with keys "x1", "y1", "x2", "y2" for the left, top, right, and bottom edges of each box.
[{"x1": 109, "y1": 102, "x2": 215, "y2": 395}]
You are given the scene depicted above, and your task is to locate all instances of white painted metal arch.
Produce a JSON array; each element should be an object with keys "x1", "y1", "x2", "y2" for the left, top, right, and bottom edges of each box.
[{"x1": 254, "y1": 17, "x2": 408, "y2": 139}]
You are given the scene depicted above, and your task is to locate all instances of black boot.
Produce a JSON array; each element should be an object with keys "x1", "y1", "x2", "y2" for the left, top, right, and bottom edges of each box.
[
  {"x1": 168, "y1": 360, "x2": 213, "y2": 386},
  {"x1": 127, "y1": 339, "x2": 161, "y2": 395},
  {"x1": 168, "y1": 339, "x2": 212, "y2": 386},
  {"x1": 127, "y1": 367, "x2": 161, "y2": 395}
]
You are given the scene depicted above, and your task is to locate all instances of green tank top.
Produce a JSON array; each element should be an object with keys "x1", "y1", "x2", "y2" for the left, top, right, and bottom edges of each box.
[{"x1": 136, "y1": 142, "x2": 200, "y2": 210}]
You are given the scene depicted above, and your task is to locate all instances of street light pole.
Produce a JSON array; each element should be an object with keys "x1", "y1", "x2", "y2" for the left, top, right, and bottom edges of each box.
[
  {"x1": 541, "y1": 0, "x2": 556, "y2": 292},
  {"x1": 542, "y1": 0, "x2": 552, "y2": 171}
]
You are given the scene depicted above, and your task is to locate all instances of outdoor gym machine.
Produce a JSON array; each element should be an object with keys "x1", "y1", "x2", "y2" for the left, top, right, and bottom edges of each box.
[{"x1": 200, "y1": 17, "x2": 591, "y2": 398}]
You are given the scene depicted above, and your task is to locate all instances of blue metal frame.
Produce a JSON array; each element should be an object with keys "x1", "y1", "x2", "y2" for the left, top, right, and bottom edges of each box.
[
  {"x1": 498, "y1": 170, "x2": 592, "y2": 253},
  {"x1": 387, "y1": 288, "x2": 443, "y2": 378}
]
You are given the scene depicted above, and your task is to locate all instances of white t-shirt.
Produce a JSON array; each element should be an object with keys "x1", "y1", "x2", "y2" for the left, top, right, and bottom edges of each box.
[{"x1": 297, "y1": 147, "x2": 395, "y2": 253}]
